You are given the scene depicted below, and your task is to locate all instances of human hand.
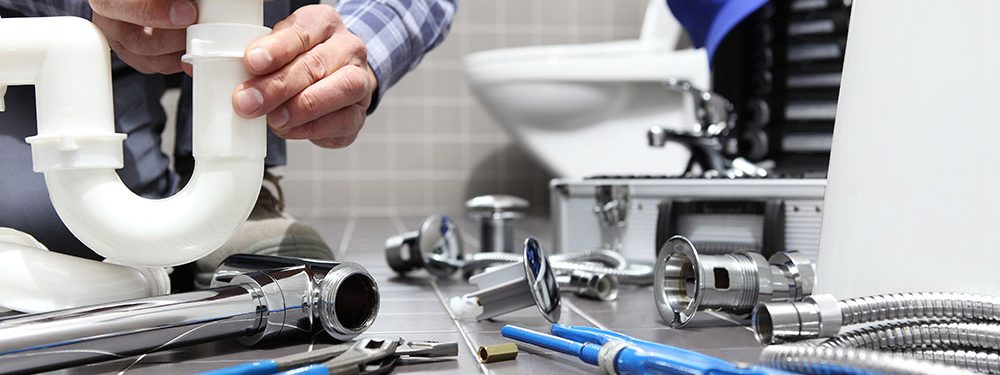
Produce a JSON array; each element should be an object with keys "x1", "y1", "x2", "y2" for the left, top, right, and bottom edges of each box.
[
  {"x1": 89, "y1": 0, "x2": 196, "y2": 74},
  {"x1": 232, "y1": 5, "x2": 377, "y2": 149}
]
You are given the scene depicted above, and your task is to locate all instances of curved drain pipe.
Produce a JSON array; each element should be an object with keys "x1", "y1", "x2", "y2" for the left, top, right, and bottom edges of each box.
[
  {"x1": 0, "y1": 0, "x2": 269, "y2": 267},
  {"x1": 0, "y1": 229, "x2": 170, "y2": 313}
]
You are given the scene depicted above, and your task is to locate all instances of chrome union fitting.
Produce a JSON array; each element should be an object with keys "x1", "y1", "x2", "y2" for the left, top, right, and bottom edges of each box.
[
  {"x1": 449, "y1": 238, "x2": 561, "y2": 323},
  {"x1": 466, "y1": 195, "x2": 529, "y2": 253},
  {"x1": 557, "y1": 270, "x2": 619, "y2": 302},
  {"x1": 753, "y1": 294, "x2": 844, "y2": 345},
  {"x1": 654, "y1": 236, "x2": 815, "y2": 328},
  {"x1": 384, "y1": 215, "x2": 464, "y2": 278}
]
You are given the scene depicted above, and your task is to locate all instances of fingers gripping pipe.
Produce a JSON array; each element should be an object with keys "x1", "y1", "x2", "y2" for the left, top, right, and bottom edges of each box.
[{"x1": 0, "y1": 1, "x2": 269, "y2": 267}]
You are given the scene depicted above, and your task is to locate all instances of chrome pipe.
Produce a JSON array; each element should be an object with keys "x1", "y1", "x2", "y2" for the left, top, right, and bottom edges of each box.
[{"x1": 0, "y1": 255, "x2": 379, "y2": 374}]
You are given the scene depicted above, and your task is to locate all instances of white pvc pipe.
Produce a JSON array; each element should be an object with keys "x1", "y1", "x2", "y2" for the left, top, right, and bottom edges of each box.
[
  {"x1": 0, "y1": 0, "x2": 269, "y2": 267},
  {"x1": 0, "y1": 229, "x2": 170, "y2": 313}
]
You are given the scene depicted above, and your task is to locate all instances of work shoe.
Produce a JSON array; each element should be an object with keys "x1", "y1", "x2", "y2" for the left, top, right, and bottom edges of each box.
[{"x1": 193, "y1": 170, "x2": 335, "y2": 288}]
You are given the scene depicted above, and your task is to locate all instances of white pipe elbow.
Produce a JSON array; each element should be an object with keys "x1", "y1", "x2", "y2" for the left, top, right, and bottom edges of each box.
[
  {"x1": 44, "y1": 160, "x2": 264, "y2": 266},
  {"x1": 0, "y1": 1, "x2": 270, "y2": 267}
]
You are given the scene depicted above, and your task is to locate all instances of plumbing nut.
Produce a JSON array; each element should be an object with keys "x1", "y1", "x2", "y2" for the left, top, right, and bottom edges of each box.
[
  {"x1": 654, "y1": 235, "x2": 815, "y2": 328},
  {"x1": 466, "y1": 195, "x2": 529, "y2": 253},
  {"x1": 478, "y1": 343, "x2": 518, "y2": 363},
  {"x1": 753, "y1": 294, "x2": 842, "y2": 345},
  {"x1": 557, "y1": 270, "x2": 619, "y2": 302}
]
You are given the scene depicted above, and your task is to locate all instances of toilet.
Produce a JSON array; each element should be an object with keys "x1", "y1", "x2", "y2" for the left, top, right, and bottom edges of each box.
[{"x1": 465, "y1": 0, "x2": 711, "y2": 178}]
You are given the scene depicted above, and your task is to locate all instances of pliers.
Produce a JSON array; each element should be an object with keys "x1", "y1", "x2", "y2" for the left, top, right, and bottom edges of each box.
[{"x1": 199, "y1": 338, "x2": 458, "y2": 375}]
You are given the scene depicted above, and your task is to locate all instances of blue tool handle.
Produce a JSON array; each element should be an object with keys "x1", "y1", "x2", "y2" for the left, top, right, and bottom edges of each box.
[
  {"x1": 198, "y1": 360, "x2": 280, "y2": 375},
  {"x1": 274, "y1": 364, "x2": 330, "y2": 375},
  {"x1": 552, "y1": 325, "x2": 795, "y2": 375},
  {"x1": 500, "y1": 325, "x2": 601, "y2": 366},
  {"x1": 615, "y1": 346, "x2": 796, "y2": 375}
]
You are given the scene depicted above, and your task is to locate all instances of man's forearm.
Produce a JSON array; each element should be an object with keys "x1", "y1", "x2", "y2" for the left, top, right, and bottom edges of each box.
[{"x1": 0, "y1": 0, "x2": 92, "y2": 18}]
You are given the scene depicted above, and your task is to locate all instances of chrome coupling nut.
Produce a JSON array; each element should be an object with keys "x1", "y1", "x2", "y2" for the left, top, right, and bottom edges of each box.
[
  {"x1": 654, "y1": 235, "x2": 815, "y2": 328},
  {"x1": 753, "y1": 294, "x2": 843, "y2": 345},
  {"x1": 557, "y1": 270, "x2": 619, "y2": 302}
]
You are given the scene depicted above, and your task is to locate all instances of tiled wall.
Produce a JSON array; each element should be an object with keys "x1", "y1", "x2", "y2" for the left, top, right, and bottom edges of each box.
[{"x1": 282, "y1": 0, "x2": 651, "y2": 218}]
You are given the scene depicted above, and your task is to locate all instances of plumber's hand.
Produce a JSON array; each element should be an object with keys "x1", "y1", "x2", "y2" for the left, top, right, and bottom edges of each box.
[
  {"x1": 89, "y1": 0, "x2": 196, "y2": 74},
  {"x1": 233, "y1": 5, "x2": 377, "y2": 149}
]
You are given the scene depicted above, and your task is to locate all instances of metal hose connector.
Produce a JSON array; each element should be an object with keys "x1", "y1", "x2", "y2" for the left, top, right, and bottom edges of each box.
[
  {"x1": 754, "y1": 292, "x2": 1000, "y2": 344},
  {"x1": 899, "y1": 349, "x2": 1000, "y2": 374},
  {"x1": 820, "y1": 322, "x2": 1000, "y2": 352},
  {"x1": 654, "y1": 236, "x2": 815, "y2": 328},
  {"x1": 760, "y1": 345, "x2": 974, "y2": 375}
]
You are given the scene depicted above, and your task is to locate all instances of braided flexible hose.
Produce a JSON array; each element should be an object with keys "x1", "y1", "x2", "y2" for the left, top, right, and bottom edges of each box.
[
  {"x1": 820, "y1": 322, "x2": 1000, "y2": 352},
  {"x1": 838, "y1": 293, "x2": 1000, "y2": 326},
  {"x1": 760, "y1": 345, "x2": 974, "y2": 375},
  {"x1": 900, "y1": 349, "x2": 1000, "y2": 374},
  {"x1": 460, "y1": 250, "x2": 654, "y2": 285}
]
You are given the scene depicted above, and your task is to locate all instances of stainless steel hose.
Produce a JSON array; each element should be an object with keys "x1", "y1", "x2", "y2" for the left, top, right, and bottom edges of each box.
[
  {"x1": 820, "y1": 322, "x2": 1000, "y2": 352},
  {"x1": 754, "y1": 292, "x2": 1000, "y2": 344},
  {"x1": 759, "y1": 345, "x2": 973, "y2": 375},
  {"x1": 462, "y1": 250, "x2": 654, "y2": 285},
  {"x1": 900, "y1": 349, "x2": 1000, "y2": 374},
  {"x1": 838, "y1": 293, "x2": 1000, "y2": 326}
]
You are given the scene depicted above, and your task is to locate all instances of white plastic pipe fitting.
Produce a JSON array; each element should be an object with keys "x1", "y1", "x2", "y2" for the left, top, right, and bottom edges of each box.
[
  {"x1": 0, "y1": 229, "x2": 170, "y2": 313},
  {"x1": 0, "y1": 0, "x2": 270, "y2": 267}
]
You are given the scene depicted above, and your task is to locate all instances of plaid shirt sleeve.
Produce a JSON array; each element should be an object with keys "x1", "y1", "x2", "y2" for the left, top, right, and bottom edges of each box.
[
  {"x1": 336, "y1": 0, "x2": 456, "y2": 107},
  {"x1": 0, "y1": 0, "x2": 92, "y2": 18}
]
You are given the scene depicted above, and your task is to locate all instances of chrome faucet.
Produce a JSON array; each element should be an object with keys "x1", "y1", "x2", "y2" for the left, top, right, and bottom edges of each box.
[{"x1": 649, "y1": 79, "x2": 767, "y2": 178}]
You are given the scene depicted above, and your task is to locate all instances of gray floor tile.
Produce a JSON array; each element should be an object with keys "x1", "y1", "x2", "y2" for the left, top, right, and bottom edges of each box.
[{"x1": 26, "y1": 214, "x2": 767, "y2": 374}]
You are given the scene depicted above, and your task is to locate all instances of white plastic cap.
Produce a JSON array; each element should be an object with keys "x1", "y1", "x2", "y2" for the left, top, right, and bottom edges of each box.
[{"x1": 449, "y1": 296, "x2": 483, "y2": 320}]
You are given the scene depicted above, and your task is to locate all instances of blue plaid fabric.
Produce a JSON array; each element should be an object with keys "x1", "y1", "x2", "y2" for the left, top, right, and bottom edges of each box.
[{"x1": 339, "y1": 0, "x2": 456, "y2": 98}]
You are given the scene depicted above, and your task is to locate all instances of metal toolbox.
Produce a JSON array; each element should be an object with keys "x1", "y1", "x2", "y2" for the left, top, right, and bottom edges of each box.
[{"x1": 550, "y1": 177, "x2": 826, "y2": 262}]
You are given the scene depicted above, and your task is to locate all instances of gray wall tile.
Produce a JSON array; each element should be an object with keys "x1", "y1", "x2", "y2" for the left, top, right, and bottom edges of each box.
[{"x1": 284, "y1": 0, "x2": 651, "y2": 217}]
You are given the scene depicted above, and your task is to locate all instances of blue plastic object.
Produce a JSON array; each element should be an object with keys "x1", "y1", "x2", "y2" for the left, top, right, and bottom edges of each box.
[
  {"x1": 276, "y1": 364, "x2": 329, "y2": 375},
  {"x1": 198, "y1": 360, "x2": 280, "y2": 375},
  {"x1": 665, "y1": 0, "x2": 768, "y2": 61},
  {"x1": 502, "y1": 324, "x2": 795, "y2": 375}
]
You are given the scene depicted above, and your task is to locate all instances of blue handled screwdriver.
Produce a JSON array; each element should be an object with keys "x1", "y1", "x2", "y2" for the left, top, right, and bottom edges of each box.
[{"x1": 501, "y1": 324, "x2": 795, "y2": 375}]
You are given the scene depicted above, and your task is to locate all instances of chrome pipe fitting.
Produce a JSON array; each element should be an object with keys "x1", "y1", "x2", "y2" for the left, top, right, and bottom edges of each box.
[
  {"x1": 753, "y1": 292, "x2": 1000, "y2": 345},
  {"x1": 449, "y1": 238, "x2": 561, "y2": 322},
  {"x1": 466, "y1": 195, "x2": 529, "y2": 253},
  {"x1": 0, "y1": 255, "x2": 379, "y2": 374},
  {"x1": 654, "y1": 236, "x2": 814, "y2": 328},
  {"x1": 752, "y1": 294, "x2": 841, "y2": 345},
  {"x1": 384, "y1": 215, "x2": 464, "y2": 277},
  {"x1": 557, "y1": 270, "x2": 619, "y2": 302}
]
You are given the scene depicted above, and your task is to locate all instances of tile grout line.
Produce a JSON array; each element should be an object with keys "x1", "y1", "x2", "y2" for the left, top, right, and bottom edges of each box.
[
  {"x1": 705, "y1": 311, "x2": 755, "y2": 333},
  {"x1": 563, "y1": 299, "x2": 609, "y2": 330},
  {"x1": 429, "y1": 279, "x2": 490, "y2": 375}
]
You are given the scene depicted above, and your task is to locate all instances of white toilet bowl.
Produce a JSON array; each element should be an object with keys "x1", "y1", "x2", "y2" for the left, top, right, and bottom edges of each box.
[{"x1": 465, "y1": 0, "x2": 711, "y2": 178}]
